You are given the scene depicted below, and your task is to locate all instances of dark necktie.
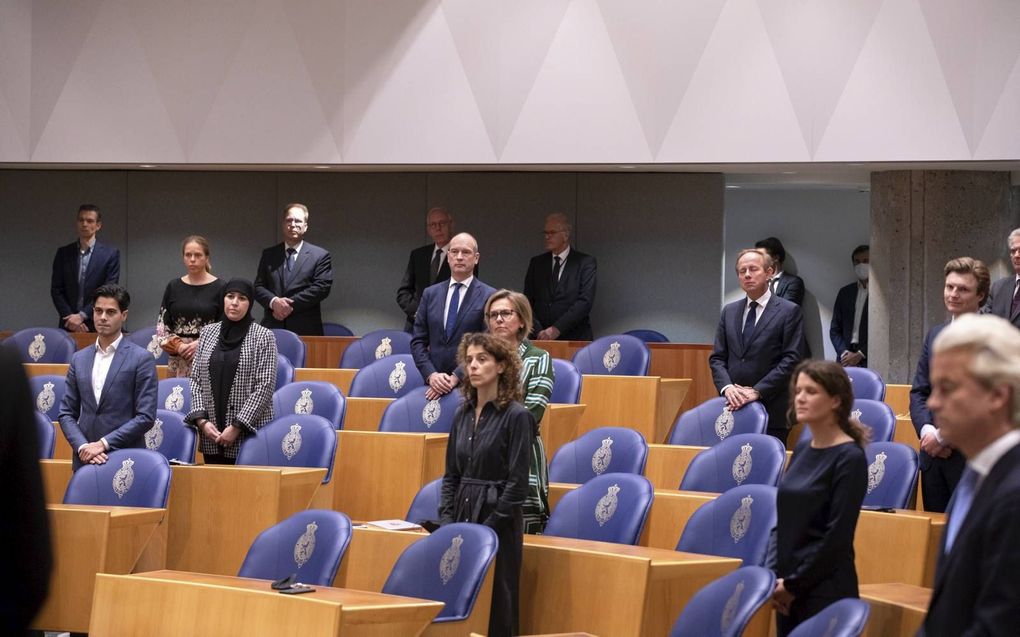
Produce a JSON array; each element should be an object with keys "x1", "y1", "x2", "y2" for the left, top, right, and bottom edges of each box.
[
  {"x1": 944, "y1": 468, "x2": 978, "y2": 553},
  {"x1": 742, "y1": 301, "x2": 758, "y2": 345},
  {"x1": 1011, "y1": 280, "x2": 1020, "y2": 319},
  {"x1": 77, "y1": 246, "x2": 91, "y2": 309},
  {"x1": 552, "y1": 255, "x2": 562, "y2": 283},
  {"x1": 285, "y1": 247, "x2": 297, "y2": 273},
  {"x1": 445, "y1": 282, "x2": 463, "y2": 339},
  {"x1": 430, "y1": 248, "x2": 442, "y2": 283}
]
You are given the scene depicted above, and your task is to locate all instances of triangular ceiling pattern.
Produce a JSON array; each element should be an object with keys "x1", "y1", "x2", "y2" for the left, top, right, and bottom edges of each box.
[{"x1": 0, "y1": 0, "x2": 31, "y2": 157}]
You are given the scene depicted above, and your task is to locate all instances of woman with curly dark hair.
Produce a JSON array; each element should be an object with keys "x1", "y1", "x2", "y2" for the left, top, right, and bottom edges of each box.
[
  {"x1": 772, "y1": 359, "x2": 869, "y2": 635},
  {"x1": 439, "y1": 332, "x2": 533, "y2": 637}
]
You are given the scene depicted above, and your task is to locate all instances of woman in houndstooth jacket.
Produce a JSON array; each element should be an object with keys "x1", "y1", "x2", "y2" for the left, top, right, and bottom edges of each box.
[{"x1": 186, "y1": 278, "x2": 277, "y2": 464}]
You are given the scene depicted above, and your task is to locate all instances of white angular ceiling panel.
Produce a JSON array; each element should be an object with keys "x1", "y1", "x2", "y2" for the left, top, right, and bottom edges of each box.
[
  {"x1": 341, "y1": 3, "x2": 496, "y2": 163},
  {"x1": 816, "y1": 0, "x2": 970, "y2": 160},
  {"x1": 975, "y1": 55, "x2": 1020, "y2": 160},
  {"x1": 32, "y1": 0, "x2": 184, "y2": 162},
  {"x1": 501, "y1": 0, "x2": 651, "y2": 163},
  {"x1": 189, "y1": 0, "x2": 340, "y2": 163},
  {"x1": 0, "y1": 0, "x2": 31, "y2": 157},
  {"x1": 0, "y1": 92, "x2": 27, "y2": 160},
  {"x1": 658, "y1": 0, "x2": 810, "y2": 162}
]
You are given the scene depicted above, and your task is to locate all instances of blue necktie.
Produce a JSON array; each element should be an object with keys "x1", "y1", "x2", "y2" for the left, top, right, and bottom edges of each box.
[
  {"x1": 285, "y1": 247, "x2": 297, "y2": 273},
  {"x1": 944, "y1": 467, "x2": 978, "y2": 553},
  {"x1": 445, "y1": 282, "x2": 463, "y2": 339},
  {"x1": 742, "y1": 301, "x2": 758, "y2": 345}
]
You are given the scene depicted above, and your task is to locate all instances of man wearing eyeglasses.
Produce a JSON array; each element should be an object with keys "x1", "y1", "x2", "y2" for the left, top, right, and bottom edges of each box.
[
  {"x1": 397, "y1": 207, "x2": 476, "y2": 332},
  {"x1": 986, "y1": 228, "x2": 1020, "y2": 330},
  {"x1": 523, "y1": 212, "x2": 597, "y2": 341},
  {"x1": 254, "y1": 203, "x2": 333, "y2": 336}
]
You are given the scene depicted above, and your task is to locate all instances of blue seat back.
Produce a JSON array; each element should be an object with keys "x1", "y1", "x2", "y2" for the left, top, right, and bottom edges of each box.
[
  {"x1": 787, "y1": 598, "x2": 871, "y2": 637},
  {"x1": 349, "y1": 354, "x2": 424, "y2": 399},
  {"x1": 544, "y1": 472, "x2": 653, "y2": 545},
  {"x1": 237, "y1": 414, "x2": 338, "y2": 483},
  {"x1": 144, "y1": 410, "x2": 198, "y2": 464},
  {"x1": 679, "y1": 434, "x2": 786, "y2": 492},
  {"x1": 157, "y1": 378, "x2": 192, "y2": 414},
  {"x1": 276, "y1": 354, "x2": 294, "y2": 389},
  {"x1": 273, "y1": 381, "x2": 346, "y2": 429},
  {"x1": 339, "y1": 329, "x2": 413, "y2": 368},
  {"x1": 29, "y1": 374, "x2": 66, "y2": 422},
  {"x1": 382, "y1": 522, "x2": 498, "y2": 622},
  {"x1": 798, "y1": 398, "x2": 895, "y2": 446},
  {"x1": 379, "y1": 386, "x2": 463, "y2": 433},
  {"x1": 846, "y1": 367, "x2": 885, "y2": 401},
  {"x1": 323, "y1": 323, "x2": 354, "y2": 337},
  {"x1": 550, "y1": 358, "x2": 582, "y2": 404},
  {"x1": 624, "y1": 329, "x2": 670, "y2": 343},
  {"x1": 238, "y1": 509, "x2": 352, "y2": 587},
  {"x1": 572, "y1": 334, "x2": 650, "y2": 376},
  {"x1": 63, "y1": 448, "x2": 172, "y2": 508},
  {"x1": 35, "y1": 411, "x2": 56, "y2": 459},
  {"x1": 669, "y1": 566, "x2": 776, "y2": 637},
  {"x1": 271, "y1": 328, "x2": 306, "y2": 368},
  {"x1": 125, "y1": 327, "x2": 169, "y2": 365},
  {"x1": 549, "y1": 427, "x2": 648, "y2": 484},
  {"x1": 863, "y1": 442, "x2": 918, "y2": 510},
  {"x1": 406, "y1": 477, "x2": 443, "y2": 524},
  {"x1": 670, "y1": 397, "x2": 768, "y2": 446},
  {"x1": 7, "y1": 328, "x2": 76, "y2": 364},
  {"x1": 676, "y1": 485, "x2": 777, "y2": 567}
]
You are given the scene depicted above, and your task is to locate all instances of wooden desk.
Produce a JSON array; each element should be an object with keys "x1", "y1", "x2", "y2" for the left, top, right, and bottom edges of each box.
[
  {"x1": 40, "y1": 458, "x2": 72, "y2": 504},
  {"x1": 885, "y1": 384, "x2": 911, "y2": 418},
  {"x1": 855, "y1": 509, "x2": 944, "y2": 587},
  {"x1": 301, "y1": 335, "x2": 358, "y2": 368},
  {"x1": 89, "y1": 570, "x2": 443, "y2": 637},
  {"x1": 344, "y1": 397, "x2": 395, "y2": 431},
  {"x1": 22, "y1": 362, "x2": 69, "y2": 377},
  {"x1": 166, "y1": 465, "x2": 326, "y2": 575},
  {"x1": 643, "y1": 443, "x2": 706, "y2": 490},
  {"x1": 860, "y1": 582, "x2": 931, "y2": 637},
  {"x1": 295, "y1": 367, "x2": 358, "y2": 396},
  {"x1": 333, "y1": 431, "x2": 448, "y2": 520},
  {"x1": 521, "y1": 535, "x2": 743, "y2": 637},
  {"x1": 578, "y1": 375, "x2": 690, "y2": 443},
  {"x1": 541, "y1": 403, "x2": 586, "y2": 460},
  {"x1": 33, "y1": 504, "x2": 166, "y2": 633},
  {"x1": 646, "y1": 343, "x2": 715, "y2": 412}
]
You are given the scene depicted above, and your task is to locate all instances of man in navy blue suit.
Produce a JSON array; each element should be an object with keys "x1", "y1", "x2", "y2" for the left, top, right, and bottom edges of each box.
[
  {"x1": 910, "y1": 257, "x2": 989, "y2": 512},
  {"x1": 920, "y1": 313, "x2": 1020, "y2": 636},
  {"x1": 710, "y1": 248, "x2": 805, "y2": 443},
  {"x1": 411, "y1": 232, "x2": 495, "y2": 400},
  {"x1": 524, "y1": 212, "x2": 597, "y2": 341},
  {"x1": 830, "y1": 245, "x2": 869, "y2": 367},
  {"x1": 50, "y1": 204, "x2": 120, "y2": 332},
  {"x1": 254, "y1": 203, "x2": 333, "y2": 336},
  {"x1": 58, "y1": 284, "x2": 157, "y2": 471}
]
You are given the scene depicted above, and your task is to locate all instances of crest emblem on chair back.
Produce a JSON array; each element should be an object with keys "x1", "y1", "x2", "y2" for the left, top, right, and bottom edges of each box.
[
  {"x1": 238, "y1": 509, "x2": 352, "y2": 587},
  {"x1": 349, "y1": 354, "x2": 424, "y2": 399},
  {"x1": 591, "y1": 436, "x2": 613, "y2": 475},
  {"x1": 282, "y1": 424, "x2": 303, "y2": 459},
  {"x1": 379, "y1": 386, "x2": 462, "y2": 434},
  {"x1": 867, "y1": 452, "x2": 886, "y2": 493},
  {"x1": 389, "y1": 361, "x2": 407, "y2": 392},
  {"x1": 29, "y1": 334, "x2": 46, "y2": 361},
  {"x1": 376, "y1": 337, "x2": 392, "y2": 359},
  {"x1": 113, "y1": 458, "x2": 135, "y2": 498},
  {"x1": 7, "y1": 328, "x2": 76, "y2": 364},
  {"x1": 677, "y1": 485, "x2": 777, "y2": 566},
  {"x1": 572, "y1": 334, "x2": 650, "y2": 376},
  {"x1": 668, "y1": 566, "x2": 776, "y2": 637},
  {"x1": 272, "y1": 381, "x2": 346, "y2": 429},
  {"x1": 544, "y1": 472, "x2": 653, "y2": 545},
  {"x1": 294, "y1": 521, "x2": 317, "y2": 567},
  {"x1": 145, "y1": 417, "x2": 164, "y2": 450},
  {"x1": 158, "y1": 379, "x2": 191, "y2": 414},
  {"x1": 63, "y1": 449, "x2": 172, "y2": 508},
  {"x1": 669, "y1": 397, "x2": 768, "y2": 447},
  {"x1": 862, "y1": 442, "x2": 918, "y2": 509},
  {"x1": 786, "y1": 598, "x2": 871, "y2": 637},
  {"x1": 549, "y1": 427, "x2": 648, "y2": 484},
  {"x1": 679, "y1": 434, "x2": 786, "y2": 493},
  {"x1": 595, "y1": 483, "x2": 620, "y2": 526},
  {"x1": 439, "y1": 534, "x2": 463, "y2": 584},
  {"x1": 30, "y1": 374, "x2": 65, "y2": 421},
  {"x1": 37, "y1": 381, "x2": 55, "y2": 412},
  {"x1": 143, "y1": 410, "x2": 198, "y2": 464},
  {"x1": 237, "y1": 414, "x2": 338, "y2": 483},
  {"x1": 125, "y1": 327, "x2": 169, "y2": 364},
  {"x1": 339, "y1": 329, "x2": 412, "y2": 368}
]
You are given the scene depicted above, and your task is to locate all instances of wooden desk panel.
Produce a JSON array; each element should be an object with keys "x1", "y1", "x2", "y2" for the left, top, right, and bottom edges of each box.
[
  {"x1": 578, "y1": 375, "x2": 690, "y2": 443},
  {"x1": 165, "y1": 465, "x2": 325, "y2": 576},
  {"x1": 541, "y1": 403, "x2": 586, "y2": 461},
  {"x1": 23, "y1": 362, "x2": 69, "y2": 377},
  {"x1": 647, "y1": 343, "x2": 715, "y2": 412},
  {"x1": 333, "y1": 431, "x2": 448, "y2": 521},
  {"x1": 521, "y1": 535, "x2": 740, "y2": 637},
  {"x1": 40, "y1": 458, "x2": 72, "y2": 504},
  {"x1": 344, "y1": 397, "x2": 395, "y2": 431},
  {"x1": 885, "y1": 384, "x2": 912, "y2": 418},
  {"x1": 90, "y1": 570, "x2": 443, "y2": 637},
  {"x1": 860, "y1": 583, "x2": 931, "y2": 637},
  {"x1": 294, "y1": 367, "x2": 357, "y2": 395},
  {"x1": 855, "y1": 509, "x2": 944, "y2": 587},
  {"x1": 46, "y1": 420, "x2": 74, "y2": 460},
  {"x1": 644, "y1": 444, "x2": 705, "y2": 490},
  {"x1": 34, "y1": 505, "x2": 166, "y2": 633}
]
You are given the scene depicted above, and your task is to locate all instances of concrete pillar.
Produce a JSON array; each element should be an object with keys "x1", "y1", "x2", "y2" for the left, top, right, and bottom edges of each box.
[{"x1": 869, "y1": 171, "x2": 1017, "y2": 384}]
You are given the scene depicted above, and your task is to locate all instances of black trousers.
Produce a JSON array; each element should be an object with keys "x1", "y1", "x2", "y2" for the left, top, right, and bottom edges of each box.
[
  {"x1": 488, "y1": 512, "x2": 523, "y2": 637},
  {"x1": 920, "y1": 451, "x2": 965, "y2": 513}
]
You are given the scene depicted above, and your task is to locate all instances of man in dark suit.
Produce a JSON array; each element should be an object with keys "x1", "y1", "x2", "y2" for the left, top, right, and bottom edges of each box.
[
  {"x1": 710, "y1": 248, "x2": 805, "y2": 443},
  {"x1": 254, "y1": 203, "x2": 333, "y2": 336},
  {"x1": 986, "y1": 227, "x2": 1020, "y2": 330},
  {"x1": 411, "y1": 233, "x2": 495, "y2": 400},
  {"x1": 755, "y1": 237, "x2": 804, "y2": 306},
  {"x1": 919, "y1": 313, "x2": 1020, "y2": 637},
  {"x1": 524, "y1": 212, "x2": 597, "y2": 341},
  {"x1": 50, "y1": 204, "x2": 120, "y2": 332},
  {"x1": 396, "y1": 206, "x2": 454, "y2": 332},
  {"x1": 910, "y1": 257, "x2": 989, "y2": 512},
  {"x1": 58, "y1": 284, "x2": 157, "y2": 472},
  {"x1": 830, "y1": 244, "x2": 870, "y2": 367}
]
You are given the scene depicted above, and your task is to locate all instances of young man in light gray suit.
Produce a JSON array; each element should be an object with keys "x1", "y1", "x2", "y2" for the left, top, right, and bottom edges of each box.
[
  {"x1": 58, "y1": 284, "x2": 158, "y2": 471},
  {"x1": 710, "y1": 249, "x2": 805, "y2": 444}
]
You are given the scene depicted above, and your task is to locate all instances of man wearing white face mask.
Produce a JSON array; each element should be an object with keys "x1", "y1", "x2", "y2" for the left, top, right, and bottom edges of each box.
[{"x1": 830, "y1": 245, "x2": 869, "y2": 367}]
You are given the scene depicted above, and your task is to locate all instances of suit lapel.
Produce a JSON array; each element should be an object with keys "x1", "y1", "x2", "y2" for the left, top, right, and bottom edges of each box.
[
  {"x1": 728, "y1": 302, "x2": 746, "y2": 356},
  {"x1": 96, "y1": 341, "x2": 128, "y2": 410},
  {"x1": 449, "y1": 281, "x2": 478, "y2": 340},
  {"x1": 79, "y1": 346, "x2": 99, "y2": 410}
]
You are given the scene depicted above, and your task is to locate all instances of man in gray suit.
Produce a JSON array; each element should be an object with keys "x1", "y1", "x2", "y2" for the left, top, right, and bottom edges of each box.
[
  {"x1": 986, "y1": 227, "x2": 1020, "y2": 330},
  {"x1": 58, "y1": 284, "x2": 158, "y2": 471}
]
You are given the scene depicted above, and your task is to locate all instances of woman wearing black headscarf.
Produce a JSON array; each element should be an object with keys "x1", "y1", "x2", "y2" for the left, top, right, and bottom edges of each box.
[{"x1": 186, "y1": 278, "x2": 278, "y2": 464}]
